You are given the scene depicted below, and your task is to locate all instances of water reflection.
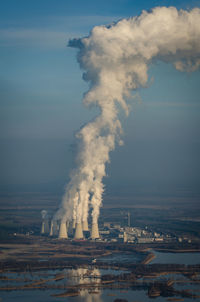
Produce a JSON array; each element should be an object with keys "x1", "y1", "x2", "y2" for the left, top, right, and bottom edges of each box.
[
  {"x1": 1, "y1": 252, "x2": 200, "y2": 302},
  {"x1": 0, "y1": 267, "x2": 104, "y2": 302},
  {"x1": 81, "y1": 290, "x2": 103, "y2": 302},
  {"x1": 64, "y1": 268, "x2": 103, "y2": 301},
  {"x1": 65, "y1": 267, "x2": 101, "y2": 284}
]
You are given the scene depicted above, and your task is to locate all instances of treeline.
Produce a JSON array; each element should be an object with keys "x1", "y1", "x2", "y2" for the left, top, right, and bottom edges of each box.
[
  {"x1": 97, "y1": 261, "x2": 200, "y2": 274},
  {"x1": 0, "y1": 259, "x2": 89, "y2": 272},
  {"x1": 1, "y1": 258, "x2": 200, "y2": 277},
  {"x1": 101, "y1": 263, "x2": 200, "y2": 281}
]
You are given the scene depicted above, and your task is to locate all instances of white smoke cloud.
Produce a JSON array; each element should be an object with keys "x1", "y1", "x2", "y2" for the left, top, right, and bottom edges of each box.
[
  {"x1": 41, "y1": 209, "x2": 48, "y2": 219},
  {"x1": 54, "y1": 7, "x2": 200, "y2": 226}
]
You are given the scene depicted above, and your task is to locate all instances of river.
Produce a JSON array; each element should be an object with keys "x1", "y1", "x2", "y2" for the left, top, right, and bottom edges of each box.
[{"x1": 151, "y1": 251, "x2": 200, "y2": 264}]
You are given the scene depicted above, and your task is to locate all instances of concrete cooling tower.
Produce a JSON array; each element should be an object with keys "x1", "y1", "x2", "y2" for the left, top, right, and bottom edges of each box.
[
  {"x1": 49, "y1": 220, "x2": 54, "y2": 236},
  {"x1": 41, "y1": 219, "x2": 49, "y2": 235},
  {"x1": 82, "y1": 220, "x2": 89, "y2": 231},
  {"x1": 91, "y1": 223, "x2": 99, "y2": 239},
  {"x1": 72, "y1": 219, "x2": 76, "y2": 229},
  {"x1": 49, "y1": 220, "x2": 58, "y2": 236},
  {"x1": 53, "y1": 220, "x2": 58, "y2": 236},
  {"x1": 74, "y1": 223, "x2": 84, "y2": 239},
  {"x1": 44, "y1": 219, "x2": 50, "y2": 234},
  {"x1": 58, "y1": 222, "x2": 68, "y2": 239},
  {"x1": 41, "y1": 221, "x2": 45, "y2": 234}
]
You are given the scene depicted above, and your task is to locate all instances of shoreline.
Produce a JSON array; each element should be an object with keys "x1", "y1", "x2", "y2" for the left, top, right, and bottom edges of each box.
[{"x1": 141, "y1": 252, "x2": 156, "y2": 264}]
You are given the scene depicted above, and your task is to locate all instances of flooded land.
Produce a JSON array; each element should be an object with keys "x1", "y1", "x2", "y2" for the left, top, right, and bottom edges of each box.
[
  {"x1": 0, "y1": 237, "x2": 200, "y2": 302},
  {"x1": 0, "y1": 192, "x2": 200, "y2": 301}
]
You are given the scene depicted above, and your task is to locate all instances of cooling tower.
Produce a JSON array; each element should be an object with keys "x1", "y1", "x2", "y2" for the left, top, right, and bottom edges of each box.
[
  {"x1": 53, "y1": 220, "x2": 58, "y2": 236},
  {"x1": 72, "y1": 219, "x2": 76, "y2": 229},
  {"x1": 49, "y1": 220, "x2": 53, "y2": 236},
  {"x1": 91, "y1": 223, "x2": 99, "y2": 239},
  {"x1": 44, "y1": 219, "x2": 50, "y2": 234},
  {"x1": 82, "y1": 220, "x2": 89, "y2": 231},
  {"x1": 41, "y1": 221, "x2": 45, "y2": 234},
  {"x1": 58, "y1": 222, "x2": 68, "y2": 239},
  {"x1": 74, "y1": 223, "x2": 84, "y2": 239}
]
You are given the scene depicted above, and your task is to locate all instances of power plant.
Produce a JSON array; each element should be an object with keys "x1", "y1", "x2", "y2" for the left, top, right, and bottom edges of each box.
[
  {"x1": 40, "y1": 213, "x2": 101, "y2": 240},
  {"x1": 39, "y1": 210, "x2": 174, "y2": 244},
  {"x1": 82, "y1": 220, "x2": 89, "y2": 231},
  {"x1": 58, "y1": 222, "x2": 68, "y2": 239},
  {"x1": 74, "y1": 223, "x2": 84, "y2": 239},
  {"x1": 41, "y1": 221, "x2": 45, "y2": 234},
  {"x1": 41, "y1": 219, "x2": 50, "y2": 235},
  {"x1": 44, "y1": 219, "x2": 50, "y2": 234},
  {"x1": 53, "y1": 220, "x2": 59, "y2": 236},
  {"x1": 91, "y1": 222, "x2": 99, "y2": 239},
  {"x1": 72, "y1": 219, "x2": 76, "y2": 229},
  {"x1": 49, "y1": 220, "x2": 54, "y2": 236},
  {"x1": 49, "y1": 220, "x2": 59, "y2": 236}
]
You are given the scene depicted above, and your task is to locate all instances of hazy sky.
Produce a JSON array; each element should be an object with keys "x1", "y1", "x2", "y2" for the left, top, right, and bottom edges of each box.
[{"x1": 1, "y1": 0, "x2": 200, "y2": 197}]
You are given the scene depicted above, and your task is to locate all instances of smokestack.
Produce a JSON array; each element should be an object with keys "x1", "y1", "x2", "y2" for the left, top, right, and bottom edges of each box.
[
  {"x1": 54, "y1": 7, "x2": 200, "y2": 234},
  {"x1": 58, "y1": 222, "x2": 68, "y2": 239},
  {"x1": 74, "y1": 223, "x2": 84, "y2": 239},
  {"x1": 41, "y1": 221, "x2": 45, "y2": 234},
  {"x1": 82, "y1": 220, "x2": 89, "y2": 231},
  {"x1": 91, "y1": 223, "x2": 99, "y2": 239}
]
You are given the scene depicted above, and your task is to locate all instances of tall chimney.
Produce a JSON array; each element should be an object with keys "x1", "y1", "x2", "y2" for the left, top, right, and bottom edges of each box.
[
  {"x1": 74, "y1": 223, "x2": 84, "y2": 239},
  {"x1": 58, "y1": 222, "x2": 68, "y2": 239},
  {"x1": 91, "y1": 223, "x2": 99, "y2": 239},
  {"x1": 82, "y1": 220, "x2": 89, "y2": 231}
]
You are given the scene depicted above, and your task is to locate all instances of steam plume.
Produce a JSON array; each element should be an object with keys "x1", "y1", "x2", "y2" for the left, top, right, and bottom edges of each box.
[
  {"x1": 41, "y1": 210, "x2": 48, "y2": 220},
  {"x1": 55, "y1": 7, "x2": 200, "y2": 226}
]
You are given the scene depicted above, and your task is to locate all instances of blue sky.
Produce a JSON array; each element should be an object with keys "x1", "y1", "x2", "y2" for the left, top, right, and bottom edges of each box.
[{"x1": 1, "y1": 0, "x2": 200, "y2": 197}]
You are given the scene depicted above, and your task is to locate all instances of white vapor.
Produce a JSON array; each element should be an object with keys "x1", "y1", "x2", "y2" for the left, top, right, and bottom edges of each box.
[
  {"x1": 41, "y1": 209, "x2": 48, "y2": 219},
  {"x1": 54, "y1": 7, "x2": 200, "y2": 226}
]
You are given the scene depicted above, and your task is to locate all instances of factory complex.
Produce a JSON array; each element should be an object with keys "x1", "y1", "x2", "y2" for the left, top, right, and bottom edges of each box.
[{"x1": 40, "y1": 215, "x2": 192, "y2": 244}]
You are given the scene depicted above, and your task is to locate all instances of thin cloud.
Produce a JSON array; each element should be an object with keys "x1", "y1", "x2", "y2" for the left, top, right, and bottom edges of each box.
[
  {"x1": 147, "y1": 101, "x2": 200, "y2": 108},
  {"x1": 0, "y1": 14, "x2": 122, "y2": 49},
  {"x1": 0, "y1": 28, "x2": 74, "y2": 49},
  {"x1": 47, "y1": 14, "x2": 123, "y2": 28}
]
